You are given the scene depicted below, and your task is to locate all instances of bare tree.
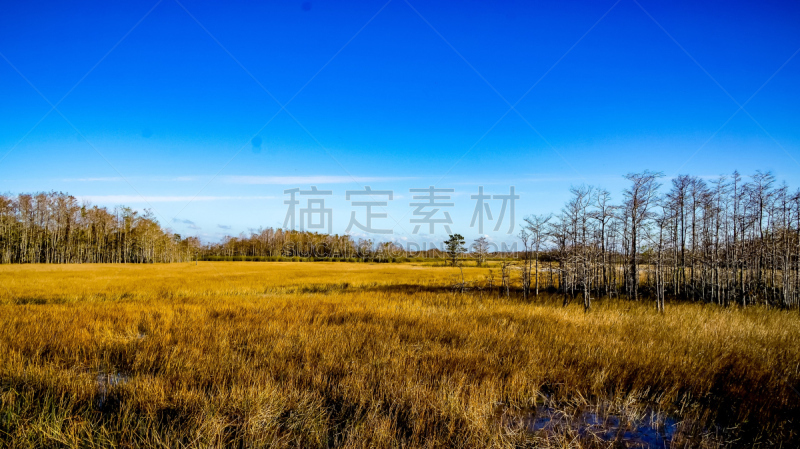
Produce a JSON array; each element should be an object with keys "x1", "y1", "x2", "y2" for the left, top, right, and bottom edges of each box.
[
  {"x1": 523, "y1": 214, "x2": 552, "y2": 297},
  {"x1": 623, "y1": 171, "x2": 663, "y2": 301},
  {"x1": 518, "y1": 229, "x2": 532, "y2": 300},
  {"x1": 471, "y1": 236, "x2": 490, "y2": 267},
  {"x1": 590, "y1": 189, "x2": 616, "y2": 297}
]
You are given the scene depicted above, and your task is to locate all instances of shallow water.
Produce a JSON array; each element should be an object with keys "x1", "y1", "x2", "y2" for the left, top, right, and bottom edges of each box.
[
  {"x1": 498, "y1": 403, "x2": 677, "y2": 448},
  {"x1": 94, "y1": 371, "x2": 129, "y2": 409}
]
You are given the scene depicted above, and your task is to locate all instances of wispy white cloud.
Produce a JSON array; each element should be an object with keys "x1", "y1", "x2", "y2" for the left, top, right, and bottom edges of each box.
[
  {"x1": 65, "y1": 177, "x2": 125, "y2": 182},
  {"x1": 222, "y1": 175, "x2": 414, "y2": 185},
  {"x1": 63, "y1": 175, "x2": 414, "y2": 185},
  {"x1": 78, "y1": 195, "x2": 275, "y2": 203},
  {"x1": 64, "y1": 176, "x2": 203, "y2": 182}
]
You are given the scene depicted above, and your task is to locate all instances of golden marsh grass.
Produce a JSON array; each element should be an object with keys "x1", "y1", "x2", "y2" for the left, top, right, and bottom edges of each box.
[{"x1": 0, "y1": 262, "x2": 798, "y2": 447}]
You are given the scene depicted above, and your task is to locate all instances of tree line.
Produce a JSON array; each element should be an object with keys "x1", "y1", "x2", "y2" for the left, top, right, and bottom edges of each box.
[
  {"x1": 7, "y1": 169, "x2": 800, "y2": 311},
  {"x1": 0, "y1": 192, "x2": 200, "y2": 263},
  {"x1": 513, "y1": 170, "x2": 800, "y2": 311},
  {"x1": 0, "y1": 192, "x2": 421, "y2": 264},
  {"x1": 208, "y1": 228, "x2": 398, "y2": 260}
]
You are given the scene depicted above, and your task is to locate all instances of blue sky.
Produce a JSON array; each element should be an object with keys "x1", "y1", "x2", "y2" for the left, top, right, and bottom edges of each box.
[{"x1": 1, "y1": 0, "x2": 799, "y2": 243}]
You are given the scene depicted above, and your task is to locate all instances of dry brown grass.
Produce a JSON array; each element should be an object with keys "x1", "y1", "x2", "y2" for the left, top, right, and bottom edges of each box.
[{"x1": 0, "y1": 262, "x2": 798, "y2": 448}]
